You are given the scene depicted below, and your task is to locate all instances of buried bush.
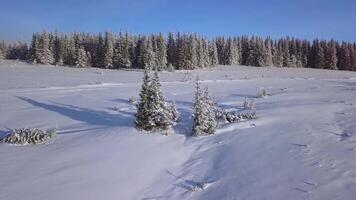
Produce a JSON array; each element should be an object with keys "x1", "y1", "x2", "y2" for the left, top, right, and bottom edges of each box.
[
  {"x1": 1, "y1": 128, "x2": 57, "y2": 145},
  {"x1": 257, "y1": 89, "x2": 270, "y2": 98},
  {"x1": 216, "y1": 107, "x2": 256, "y2": 123},
  {"x1": 243, "y1": 97, "x2": 255, "y2": 110}
]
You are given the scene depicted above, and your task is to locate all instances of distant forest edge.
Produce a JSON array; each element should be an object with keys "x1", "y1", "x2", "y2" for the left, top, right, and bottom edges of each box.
[{"x1": 0, "y1": 31, "x2": 355, "y2": 71}]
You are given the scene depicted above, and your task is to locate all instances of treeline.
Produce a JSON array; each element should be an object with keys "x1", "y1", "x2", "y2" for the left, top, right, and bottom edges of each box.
[{"x1": 0, "y1": 31, "x2": 356, "y2": 71}]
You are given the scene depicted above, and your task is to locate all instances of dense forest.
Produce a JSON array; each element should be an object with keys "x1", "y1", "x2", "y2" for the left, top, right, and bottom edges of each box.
[{"x1": 0, "y1": 31, "x2": 355, "y2": 71}]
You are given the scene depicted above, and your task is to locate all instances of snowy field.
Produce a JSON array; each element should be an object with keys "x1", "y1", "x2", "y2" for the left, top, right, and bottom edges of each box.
[{"x1": 1, "y1": 60, "x2": 356, "y2": 200}]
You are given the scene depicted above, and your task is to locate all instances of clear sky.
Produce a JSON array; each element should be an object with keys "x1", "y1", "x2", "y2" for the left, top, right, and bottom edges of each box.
[{"x1": 1, "y1": 0, "x2": 356, "y2": 42}]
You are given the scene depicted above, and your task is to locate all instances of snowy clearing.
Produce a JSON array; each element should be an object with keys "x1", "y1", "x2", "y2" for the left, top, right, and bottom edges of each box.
[{"x1": 1, "y1": 60, "x2": 356, "y2": 200}]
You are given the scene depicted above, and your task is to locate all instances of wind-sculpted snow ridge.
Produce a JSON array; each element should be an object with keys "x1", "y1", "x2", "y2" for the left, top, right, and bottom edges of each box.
[{"x1": 0, "y1": 61, "x2": 356, "y2": 200}]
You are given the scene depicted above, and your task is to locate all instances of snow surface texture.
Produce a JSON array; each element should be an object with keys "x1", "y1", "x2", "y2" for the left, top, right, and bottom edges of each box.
[{"x1": 1, "y1": 60, "x2": 356, "y2": 200}]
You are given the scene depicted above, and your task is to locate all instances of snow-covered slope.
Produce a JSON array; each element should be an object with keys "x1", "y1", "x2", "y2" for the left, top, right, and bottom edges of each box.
[{"x1": 1, "y1": 60, "x2": 356, "y2": 200}]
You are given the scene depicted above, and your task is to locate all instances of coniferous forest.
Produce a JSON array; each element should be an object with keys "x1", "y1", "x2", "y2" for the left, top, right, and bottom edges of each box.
[{"x1": 0, "y1": 31, "x2": 356, "y2": 71}]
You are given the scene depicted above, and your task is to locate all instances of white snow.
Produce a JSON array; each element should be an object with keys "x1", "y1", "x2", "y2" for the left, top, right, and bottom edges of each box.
[{"x1": 1, "y1": 60, "x2": 356, "y2": 200}]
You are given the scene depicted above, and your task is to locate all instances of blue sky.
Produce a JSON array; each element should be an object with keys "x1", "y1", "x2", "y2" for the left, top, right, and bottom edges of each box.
[{"x1": 1, "y1": 0, "x2": 356, "y2": 42}]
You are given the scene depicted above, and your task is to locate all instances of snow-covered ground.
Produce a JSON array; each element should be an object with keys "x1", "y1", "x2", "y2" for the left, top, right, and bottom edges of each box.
[{"x1": 1, "y1": 60, "x2": 356, "y2": 200}]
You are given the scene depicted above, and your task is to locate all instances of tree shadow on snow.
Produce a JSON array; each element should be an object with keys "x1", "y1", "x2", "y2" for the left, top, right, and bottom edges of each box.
[
  {"x1": 16, "y1": 96, "x2": 134, "y2": 134},
  {"x1": 0, "y1": 128, "x2": 11, "y2": 138},
  {"x1": 173, "y1": 101, "x2": 194, "y2": 137}
]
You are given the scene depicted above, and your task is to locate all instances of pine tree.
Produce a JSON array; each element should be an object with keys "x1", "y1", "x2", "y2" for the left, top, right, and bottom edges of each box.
[
  {"x1": 103, "y1": 31, "x2": 114, "y2": 68},
  {"x1": 187, "y1": 34, "x2": 198, "y2": 69},
  {"x1": 146, "y1": 69, "x2": 174, "y2": 131},
  {"x1": 264, "y1": 38, "x2": 274, "y2": 66},
  {"x1": 76, "y1": 45, "x2": 90, "y2": 67},
  {"x1": 167, "y1": 32, "x2": 176, "y2": 68},
  {"x1": 282, "y1": 38, "x2": 291, "y2": 67},
  {"x1": 273, "y1": 41, "x2": 283, "y2": 67},
  {"x1": 209, "y1": 40, "x2": 219, "y2": 67},
  {"x1": 324, "y1": 40, "x2": 338, "y2": 70},
  {"x1": 0, "y1": 40, "x2": 8, "y2": 60},
  {"x1": 37, "y1": 31, "x2": 54, "y2": 64},
  {"x1": 65, "y1": 35, "x2": 77, "y2": 66},
  {"x1": 29, "y1": 33, "x2": 39, "y2": 63},
  {"x1": 313, "y1": 40, "x2": 325, "y2": 69},
  {"x1": 155, "y1": 33, "x2": 168, "y2": 70},
  {"x1": 192, "y1": 77, "x2": 217, "y2": 136},
  {"x1": 225, "y1": 37, "x2": 239, "y2": 65},
  {"x1": 337, "y1": 42, "x2": 351, "y2": 70},
  {"x1": 113, "y1": 32, "x2": 132, "y2": 68},
  {"x1": 135, "y1": 69, "x2": 177, "y2": 132},
  {"x1": 135, "y1": 69, "x2": 151, "y2": 130}
]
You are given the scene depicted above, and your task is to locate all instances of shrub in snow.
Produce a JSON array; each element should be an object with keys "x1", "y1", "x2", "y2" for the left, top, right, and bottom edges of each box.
[
  {"x1": 216, "y1": 107, "x2": 256, "y2": 123},
  {"x1": 257, "y1": 89, "x2": 269, "y2": 98},
  {"x1": 1, "y1": 128, "x2": 57, "y2": 145},
  {"x1": 129, "y1": 96, "x2": 136, "y2": 104},
  {"x1": 192, "y1": 77, "x2": 218, "y2": 136},
  {"x1": 135, "y1": 69, "x2": 179, "y2": 133},
  {"x1": 243, "y1": 97, "x2": 255, "y2": 110}
]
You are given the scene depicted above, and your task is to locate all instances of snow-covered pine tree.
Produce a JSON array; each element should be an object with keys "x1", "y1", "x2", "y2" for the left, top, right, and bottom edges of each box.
[
  {"x1": 282, "y1": 38, "x2": 291, "y2": 67},
  {"x1": 337, "y1": 42, "x2": 351, "y2": 70},
  {"x1": 76, "y1": 45, "x2": 90, "y2": 67},
  {"x1": 29, "y1": 33, "x2": 39, "y2": 63},
  {"x1": 324, "y1": 40, "x2": 338, "y2": 70},
  {"x1": 264, "y1": 37, "x2": 274, "y2": 66},
  {"x1": 188, "y1": 34, "x2": 198, "y2": 69},
  {"x1": 146, "y1": 69, "x2": 174, "y2": 132},
  {"x1": 135, "y1": 69, "x2": 151, "y2": 130},
  {"x1": 0, "y1": 40, "x2": 8, "y2": 60},
  {"x1": 142, "y1": 37, "x2": 156, "y2": 70},
  {"x1": 192, "y1": 77, "x2": 218, "y2": 136},
  {"x1": 226, "y1": 37, "x2": 239, "y2": 65},
  {"x1": 313, "y1": 39, "x2": 325, "y2": 69},
  {"x1": 167, "y1": 32, "x2": 176, "y2": 68},
  {"x1": 255, "y1": 37, "x2": 266, "y2": 67},
  {"x1": 175, "y1": 33, "x2": 187, "y2": 69},
  {"x1": 202, "y1": 86, "x2": 218, "y2": 134},
  {"x1": 135, "y1": 68, "x2": 178, "y2": 132},
  {"x1": 155, "y1": 33, "x2": 168, "y2": 70},
  {"x1": 37, "y1": 31, "x2": 54, "y2": 65},
  {"x1": 192, "y1": 77, "x2": 204, "y2": 136},
  {"x1": 65, "y1": 34, "x2": 77, "y2": 66},
  {"x1": 209, "y1": 40, "x2": 219, "y2": 67},
  {"x1": 103, "y1": 31, "x2": 114, "y2": 68},
  {"x1": 53, "y1": 33, "x2": 66, "y2": 65},
  {"x1": 272, "y1": 40, "x2": 284, "y2": 67},
  {"x1": 113, "y1": 32, "x2": 132, "y2": 68}
]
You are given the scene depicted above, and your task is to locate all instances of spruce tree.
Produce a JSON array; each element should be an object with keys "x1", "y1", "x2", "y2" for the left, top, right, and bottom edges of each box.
[
  {"x1": 324, "y1": 40, "x2": 338, "y2": 70},
  {"x1": 226, "y1": 37, "x2": 239, "y2": 65},
  {"x1": 146, "y1": 69, "x2": 174, "y2": 131},
  {"x1": 113, "y1": 32, "x2": 132, "y2": 68},
  {"x1": 37, "y1": 31, "x2": 54, "y2": 64},
  {"x1": 209, "y1": 40, "x2": 219, "y2": 67},
  {"x1": 167, "y1": 32, "x2": 176, "y2": 68},
  {"x1": 264, "y1": 38, "x2": 274, "y2": 66},
  {"x1": 192, "y1": 77, "x2": 217, "y2": 136},
  {"x1": 313, "y1": 40, "x2": 325, "y2": 69},
  {"x1": 135, "y1": 69, "x2": 178, "y2": 132},
  {"x1": 103, "y1": 31, "x2": 114, "y2": 68},
  {"x1": 76, "y1": 46, "x2": 90, "y2": 67},
  {"x1": 135, "y1": 69, "x2": 151, "y2": 130},
  {"x1": 0, "y1": 40, "x2": 8, "y2": 60},
  {"x1": 155, "y1": 33, "x2": 168, "y2": 70}
]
